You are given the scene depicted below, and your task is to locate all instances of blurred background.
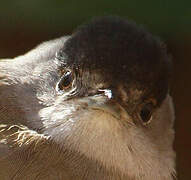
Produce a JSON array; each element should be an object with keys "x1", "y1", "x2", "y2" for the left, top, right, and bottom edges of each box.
[{"x1": 0, "y1": 1, "x2": 190, "y2": 179}]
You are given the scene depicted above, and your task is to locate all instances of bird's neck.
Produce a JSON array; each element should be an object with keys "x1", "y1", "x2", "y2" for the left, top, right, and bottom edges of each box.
[{"x1": 0, "y1": 122, "x2": 174, "y2": 180}]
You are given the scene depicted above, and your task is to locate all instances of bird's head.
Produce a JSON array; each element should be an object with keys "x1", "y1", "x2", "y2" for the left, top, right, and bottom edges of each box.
[{"x1": 0, "y1": 16, "x2": 175, "y2": 179}]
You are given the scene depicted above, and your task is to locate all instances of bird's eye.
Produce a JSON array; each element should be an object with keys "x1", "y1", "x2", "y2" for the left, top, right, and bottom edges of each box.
[
  {"x1": 139, "y1": 103, "x2": 153, "y2": 124},
  {"x1": 57, "y1": 71, "x2": 73, "y2": 91}
]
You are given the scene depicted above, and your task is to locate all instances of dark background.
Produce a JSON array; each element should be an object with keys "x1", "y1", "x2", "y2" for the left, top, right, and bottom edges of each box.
[{"x1": 0, "y1": 1, "x2": 190, "y2": 179}]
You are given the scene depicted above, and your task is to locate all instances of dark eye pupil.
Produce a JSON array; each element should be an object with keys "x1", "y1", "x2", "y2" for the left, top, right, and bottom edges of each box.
[
  {"x1": 58, "y1": 71, "x2": 73, "y2": 90},
  {"x1": 140, "y1": 104, "x2": 152, "y2": 123}
]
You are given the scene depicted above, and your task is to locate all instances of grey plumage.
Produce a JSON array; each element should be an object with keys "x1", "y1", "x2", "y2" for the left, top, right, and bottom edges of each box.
[{"x1": 0, "y1": 16, "x2": 176, "y2": 180}]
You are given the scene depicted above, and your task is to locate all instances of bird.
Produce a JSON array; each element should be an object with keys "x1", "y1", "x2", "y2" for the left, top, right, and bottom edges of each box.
[{"x1": 0, "y1": 16, "x2": 176, "y2": 180}]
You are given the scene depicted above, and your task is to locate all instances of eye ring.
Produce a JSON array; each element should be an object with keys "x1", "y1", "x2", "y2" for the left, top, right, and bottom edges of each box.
[
  {"x1": 56, "y1": 70, "x2": 74, "y2": 92},
  {"x1": 139, "y1": 103, "x2": 153, "y2": 125}
]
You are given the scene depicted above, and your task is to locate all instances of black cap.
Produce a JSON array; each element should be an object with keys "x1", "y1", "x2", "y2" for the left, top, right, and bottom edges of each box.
[{"x1": 60, "y1": 16, "x2": 172, "y2": 106}]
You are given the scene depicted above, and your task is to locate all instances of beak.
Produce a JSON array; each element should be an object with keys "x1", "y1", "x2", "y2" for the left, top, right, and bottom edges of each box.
[
  {"x1": 78, "y1": 90, "x2": 132, "y2": 123},
  {"x1": 90, "y1": 100, "x2": 122, "y2": 120}
]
